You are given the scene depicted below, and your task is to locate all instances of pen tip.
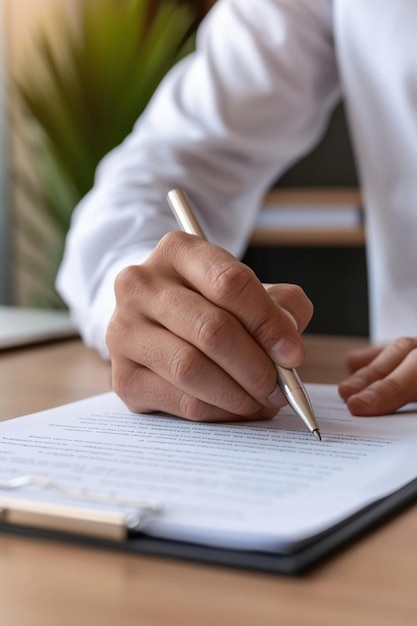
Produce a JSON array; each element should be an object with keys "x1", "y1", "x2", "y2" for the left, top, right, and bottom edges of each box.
[{"x1": 313, "y1": 429, "x2": 322, "y2": 441}]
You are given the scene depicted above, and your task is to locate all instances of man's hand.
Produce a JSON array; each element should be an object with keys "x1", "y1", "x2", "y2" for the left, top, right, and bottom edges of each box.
[
  {"x1": 338, "y1": 337, "x2": 417, "y2": 415},
  {"x1": 106, "y1": 231, "x2": 313, "y2": 422}
]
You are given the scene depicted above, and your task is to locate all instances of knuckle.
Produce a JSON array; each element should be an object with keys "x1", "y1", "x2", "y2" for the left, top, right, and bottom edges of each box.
[
  {"x1": 106, "y1": 304, "x2": 144, "y2": 355},
  {"x1": 252, "y1": 314, "x2": 276, "y2": 345},
  {"x1": 195, "y1": 310, "x2": 234, "y2": 352},
  {"x1": 372, "y1": 377, "x2": 403, "y2": 397},
  {"x1": 114, "y1": 264, "x2": 147, "y2": 300},
  {"x1": 105, "y1": 317, "x2": 120, "y2": 352},
  {"x1": 170, "y1": 344, "x2": 200, "y2": 387},
  {"x1": 106, "y1": 312, "x2": 132, "y2": 353},
  {"x1": 110, "y1": 363, "x2": 144, "y2": 411},
  {"x1": 283, "y1": 283, "x2": 306, "y2": 300},
  {"x1": 357, "y1": 361, "x2": 389, "y2": 384},
  {"x1": 392, "y1": 336, "x2": 417, "y2": 353},
  {"x1": 208, "y1": 262, "x2": 255, "y2": 303},
  {"x1": 364, "y1": 363, "x2": 387, "y2": 379},
  {"x1": 251, "y1": 365, "x2": 278, "y2": 398},
  {"x1": 279, "y1": 283, "x2": 313, "y2": 308},
  {"x1": 178, "y1": 392, "x2": 207, "y2": 421}
]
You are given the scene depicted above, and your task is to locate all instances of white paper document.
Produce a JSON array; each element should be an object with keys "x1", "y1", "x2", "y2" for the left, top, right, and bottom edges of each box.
[{"x1": 1, "y1": 384, "x2": 417, "y2": 553}]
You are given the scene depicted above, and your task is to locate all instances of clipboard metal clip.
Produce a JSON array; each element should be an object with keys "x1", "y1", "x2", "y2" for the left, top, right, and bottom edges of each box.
[{"x1": 0, "y1": 475, "x2": 163, "y2": 542}]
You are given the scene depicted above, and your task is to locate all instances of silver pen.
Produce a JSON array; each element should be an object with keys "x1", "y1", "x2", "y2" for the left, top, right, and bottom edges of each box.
[{"x1": 167, "y1": 188, "x2": 321, "y2": 441}]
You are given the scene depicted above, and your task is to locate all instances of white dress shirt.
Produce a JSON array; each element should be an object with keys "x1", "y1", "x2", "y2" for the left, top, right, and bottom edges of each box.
[{"x1": 57, "y1": 0, "x2": 417, "y2": 358}]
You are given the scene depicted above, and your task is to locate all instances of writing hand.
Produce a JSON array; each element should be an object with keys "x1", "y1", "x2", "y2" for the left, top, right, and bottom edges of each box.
[
  {"x1": 338, "y1": 337, "x2": 417, "y2": 415},
  {"x1": 106, "y1": 231, "x2": 313, "y2": 422}
]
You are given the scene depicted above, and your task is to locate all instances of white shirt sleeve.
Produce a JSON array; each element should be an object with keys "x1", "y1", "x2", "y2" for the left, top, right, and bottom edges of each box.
[{"x1": 56, "y1": 0, "x2": 340, "y2": 358}]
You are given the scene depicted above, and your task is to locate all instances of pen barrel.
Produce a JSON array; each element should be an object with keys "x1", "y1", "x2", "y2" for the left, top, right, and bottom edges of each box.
[
  {"x1": 167, "y1": 189, "x2": 205, "y2": 238},
  {"x1": 276, "y1": 366, "x2": 318, "y2": 433},
  {"x1": 276, "y1": 366, "x2": 303, "y2": 393}
]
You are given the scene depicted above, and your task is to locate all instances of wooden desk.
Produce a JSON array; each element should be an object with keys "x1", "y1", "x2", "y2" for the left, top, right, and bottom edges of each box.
[{"x1": 1, "y1": 337, "x2": 417, "y2": 626}]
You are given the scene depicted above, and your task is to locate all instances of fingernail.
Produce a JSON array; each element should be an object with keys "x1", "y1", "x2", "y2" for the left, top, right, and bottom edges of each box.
[
  {"x1": 271, "y1": 338, "x2": 302, "y2": 365},
  {"x1": 267, "y1": 385, "x2": 286, "y2": 408}
]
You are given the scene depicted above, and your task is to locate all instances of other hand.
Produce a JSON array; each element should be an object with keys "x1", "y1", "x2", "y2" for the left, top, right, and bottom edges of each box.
[
  {"x1": 106, "y1": 231, "x2": 313, "y2": 422},
  {"x1": 338, "y1": 337, "x2": 417, "y2": 415}
]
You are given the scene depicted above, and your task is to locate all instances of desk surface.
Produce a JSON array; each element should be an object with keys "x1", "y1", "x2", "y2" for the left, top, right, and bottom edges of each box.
[{"x1": 1, "y1": 336, "x2": 417, "y2": 626}]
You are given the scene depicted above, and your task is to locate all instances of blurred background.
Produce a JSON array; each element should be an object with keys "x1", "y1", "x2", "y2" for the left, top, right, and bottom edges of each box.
[{"x1": 0, "y1": 0, "x2": 367, "y2": 335}]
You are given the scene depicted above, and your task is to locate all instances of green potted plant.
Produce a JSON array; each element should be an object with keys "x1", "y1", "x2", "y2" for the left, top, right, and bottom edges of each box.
[{"x1": 13, "y1": 0, "x2": 200, "y2": 307}]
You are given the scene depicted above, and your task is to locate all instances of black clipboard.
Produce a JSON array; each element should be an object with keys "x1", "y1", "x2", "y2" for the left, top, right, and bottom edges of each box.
[{"x1": 1, "y1": 477, "x2": 417, "y2": 576}]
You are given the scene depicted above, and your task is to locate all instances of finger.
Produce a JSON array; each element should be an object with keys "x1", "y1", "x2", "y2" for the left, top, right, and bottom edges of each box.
[
  {"x1": 344, "y1": 347, "x2": 417, "y2": 416},
  {"x1": 345, "y1": 345, "x2": 385, "y2": 374},
  {"x1": 339, "y1": 337, "x2": 417, "y2": 402},
  {"x1": 107, "y1": 266, "x2": 286, "y2": 418},
  {"x1": 156, "y1": 232, "x2": 305, "y2": 368},
  {"x1": 110, "y1": 357, "x2": 279, "y2": 423},
  {"x1": 140, "y1": 287, "x2": 288, "y2": 409},
  {"x1": 111, "y1": 316, "x2": 286, "y2": 416},
  {"x1": 110, "y1": 266, "x2": 286, "y2": 410},
  {"x1": 263, "y1": 283, "x2": 314, "y2": 333}
]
